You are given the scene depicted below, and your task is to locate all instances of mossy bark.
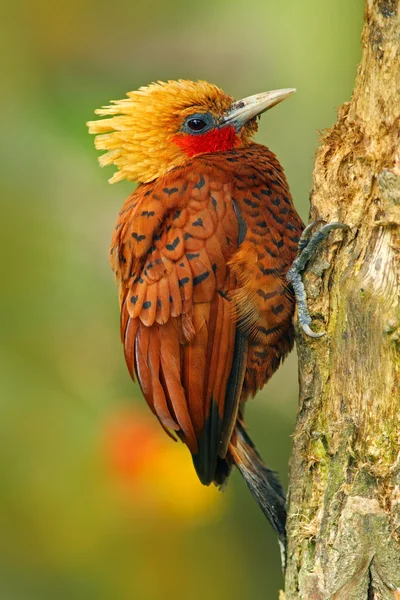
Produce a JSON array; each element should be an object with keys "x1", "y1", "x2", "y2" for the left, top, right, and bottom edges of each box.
[{"x1": 283, "y1": 1, "x2": 400, "y2": 598}]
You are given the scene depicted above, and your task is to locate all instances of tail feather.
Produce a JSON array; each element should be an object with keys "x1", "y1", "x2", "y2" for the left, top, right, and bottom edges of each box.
[
  {"x1": 192, "y1": 397, "x2": 223, "y2": 485},
  {"x1": 229, "y1": 420, "x2": 287, "y2": 548}
]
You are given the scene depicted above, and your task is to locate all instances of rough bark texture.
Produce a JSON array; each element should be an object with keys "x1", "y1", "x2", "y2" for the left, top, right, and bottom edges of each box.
[{"x1": 283, "y1": 1, "x2": 400, "y2": 598}]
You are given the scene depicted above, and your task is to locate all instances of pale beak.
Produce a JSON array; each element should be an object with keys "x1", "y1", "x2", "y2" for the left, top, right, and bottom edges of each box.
[{"x1": 222, "y1": 88, "x2": 296, "y2": 130}]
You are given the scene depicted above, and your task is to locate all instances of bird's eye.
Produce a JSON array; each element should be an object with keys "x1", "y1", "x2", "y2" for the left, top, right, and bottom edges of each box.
[
  {"x1": 187, "y1": 118, "x2": 207, "y2": 132},
  {"x1": 182, "y1": 113, "x2": 214, "y2": 135}
]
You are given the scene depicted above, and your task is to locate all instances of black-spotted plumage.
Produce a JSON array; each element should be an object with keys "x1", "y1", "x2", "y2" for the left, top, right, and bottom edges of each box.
[{"x1": 111, "y1": 147, "x2": 303, "y2": 541}]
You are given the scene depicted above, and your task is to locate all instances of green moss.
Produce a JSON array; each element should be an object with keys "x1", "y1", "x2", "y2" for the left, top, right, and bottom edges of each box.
[{"x1": 351, "y1": 468, "x2": 378, "y2": 498}]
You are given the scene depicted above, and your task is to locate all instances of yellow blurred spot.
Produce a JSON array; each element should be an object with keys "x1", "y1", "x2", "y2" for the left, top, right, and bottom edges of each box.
[{"x1": 149, "y1": 439, "x2": 222, "y2": 521}]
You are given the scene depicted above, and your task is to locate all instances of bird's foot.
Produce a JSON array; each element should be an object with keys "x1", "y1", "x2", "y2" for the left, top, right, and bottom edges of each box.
[{"x1": 286, "y1": 221, "x2": 348, "y2": 338}]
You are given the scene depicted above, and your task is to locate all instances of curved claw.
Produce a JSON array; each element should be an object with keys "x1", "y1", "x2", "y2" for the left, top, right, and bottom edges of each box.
[
  {"x1": 296, "y1": 221, "x2": 348, "y2": 265},
  {"x1": 300, "y1": 219, "x2": 326, "y2": 240},
  {"x1": 301, "y1": 323, "x2": 326, "y2": 338},
  {"x1": 318, "y1": 222, "x2": 349, "y2": 234}
]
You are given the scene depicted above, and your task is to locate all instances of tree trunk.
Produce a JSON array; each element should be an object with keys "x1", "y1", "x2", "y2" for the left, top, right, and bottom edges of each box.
[{"x1": 283, "y1": 1, "x2": 400, "y2": 598}]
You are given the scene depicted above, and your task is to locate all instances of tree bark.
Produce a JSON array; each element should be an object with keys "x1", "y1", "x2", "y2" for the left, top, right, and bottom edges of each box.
[{"x1": 283, "y1": 1, "x2": 400, "y2": 598}]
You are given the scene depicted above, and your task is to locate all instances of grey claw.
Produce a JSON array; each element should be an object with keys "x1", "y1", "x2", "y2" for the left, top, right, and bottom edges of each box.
[
  {"x1": 300, "y1": 219, "x2": 326, "y2": 240},
  {"x1": 288, "y1": 220, "x2": 348, "y2": 340},
  {"x1": 318, "y1": 222, "x2": 348, "y2": 234},
  {"x1": 301, "y1": 323, "x2": 325, "y2": 338}
]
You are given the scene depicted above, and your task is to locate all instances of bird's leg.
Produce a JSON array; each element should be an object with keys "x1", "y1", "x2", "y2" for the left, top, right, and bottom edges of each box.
[{"x1": 286, "y1": 221, "x2": 348, "y2": 338}]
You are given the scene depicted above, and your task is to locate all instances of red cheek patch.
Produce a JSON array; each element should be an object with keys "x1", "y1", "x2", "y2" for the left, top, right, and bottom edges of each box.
[{"x1": 173, "y1": 126, "x2": 241, "y2": 157}]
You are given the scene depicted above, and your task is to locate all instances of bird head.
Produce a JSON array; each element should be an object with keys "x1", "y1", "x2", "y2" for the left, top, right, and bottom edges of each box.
[{"x1": 87, "y1": 79, "x2": 295, "y2": 184}]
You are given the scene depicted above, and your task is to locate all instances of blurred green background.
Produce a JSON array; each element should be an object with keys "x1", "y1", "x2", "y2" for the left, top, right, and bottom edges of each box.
[{"x1": 1, "y1": 1, "x2": 363, "y2": 599}]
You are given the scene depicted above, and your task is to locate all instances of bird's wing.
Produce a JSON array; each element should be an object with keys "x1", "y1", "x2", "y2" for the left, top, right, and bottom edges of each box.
[{"x1": 111, "y1": 163, "x2": 245, "y2": 484}]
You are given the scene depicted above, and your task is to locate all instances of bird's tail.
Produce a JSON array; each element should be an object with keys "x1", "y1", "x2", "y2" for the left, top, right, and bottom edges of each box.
[{"x1": 228, "y1": 419, "x2": 287, "y2": 557}]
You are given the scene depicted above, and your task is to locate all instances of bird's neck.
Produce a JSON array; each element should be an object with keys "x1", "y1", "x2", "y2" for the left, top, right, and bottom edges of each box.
[{"x1": 172, "y1": 125, "x2": 242, "y2": 157}]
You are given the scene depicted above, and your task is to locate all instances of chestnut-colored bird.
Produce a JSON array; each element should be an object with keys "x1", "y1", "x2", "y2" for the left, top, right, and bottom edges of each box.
[{"x1": 88, "y1": 79, "x2": 305, "y2": 549}]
